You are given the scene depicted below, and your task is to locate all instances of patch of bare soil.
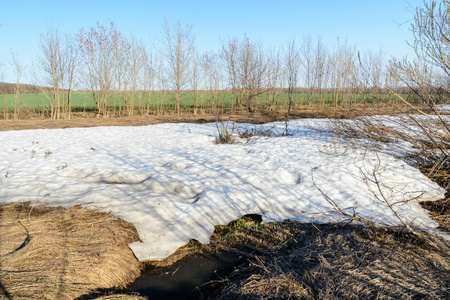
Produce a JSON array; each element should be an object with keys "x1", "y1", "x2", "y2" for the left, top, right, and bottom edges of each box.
[
  {"x1": 0, "y1": 112, "x2": 284, "y2": 132},
  {"x1": 0, "y1": 104, "x2": 408, "y2": 132},
  {"x1": 195, "y1": 218, "x2": 450, "y2": 299},
  {"x1": 0, "y1": 202, "x2": 145, "y2": 300}
]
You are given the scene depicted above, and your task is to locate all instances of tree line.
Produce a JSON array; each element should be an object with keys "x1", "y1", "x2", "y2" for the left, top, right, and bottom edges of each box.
[{"x1": 3, "y1": 13, "x2": 447, "y2": 119}]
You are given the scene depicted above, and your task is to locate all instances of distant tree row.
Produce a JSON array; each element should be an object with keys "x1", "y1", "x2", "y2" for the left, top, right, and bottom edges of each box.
[{"x1": 2, "y1": 8, "x2": 448, "y2": 119}]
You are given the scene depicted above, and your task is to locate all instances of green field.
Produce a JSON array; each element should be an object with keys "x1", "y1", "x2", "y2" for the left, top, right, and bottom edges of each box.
[{"x1": 0, "y1": 90, "x2": 415, "y2": 117}]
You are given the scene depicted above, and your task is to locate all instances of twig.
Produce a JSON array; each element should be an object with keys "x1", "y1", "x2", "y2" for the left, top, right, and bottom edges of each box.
[
  {"x1": 28, "y1": 188, "x2": 41, "y2": 220},
  {"x1": 310, "y1": 165, "x2": 377, "y2": 226},
  {"x1": 360, "y1": 149, "x2": 418, "y2": 235}
]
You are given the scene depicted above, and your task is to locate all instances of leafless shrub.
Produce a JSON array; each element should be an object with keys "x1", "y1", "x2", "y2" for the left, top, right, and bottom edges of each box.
[
  {"x1": 311, "y1": 166, "x2": 377, "y2": 227},
  {"x1": 326, "y1": 114, "x2": 411, "y2": 145},
  {"x1": 312, "y1": 148, "x2": 438, "y2": 236},
  {"x1": 316, "y1": 139, "x2": 349, "y2": 156},
  {"x1": 359, "y1": 151, "x2": 421, "y2": 234},
  {"x1": 215, "y1": 120, "x2": 235, "y2": 144},
  {"x1": 236, "y1": 124, "x2": 273, "y2": 139}
]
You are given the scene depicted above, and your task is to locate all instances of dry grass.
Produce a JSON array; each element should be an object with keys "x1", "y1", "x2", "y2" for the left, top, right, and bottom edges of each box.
[
  {"x1": 421, "y1": 198, "x2": 450, "y2": 231},
  {"x1": 2, "y1": 204, "x2": 449, "y2": 299},
  {"x1": 198, "y1": 220, "x2": 450, "y2": 299},
  {"x1": 0, "y1": 202, "x2": 143, "y2": 300}
]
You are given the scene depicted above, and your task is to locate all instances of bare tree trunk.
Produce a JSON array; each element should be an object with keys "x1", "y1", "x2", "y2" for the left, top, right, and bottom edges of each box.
[
  {"x1": 284, "y1": 37, "x2": 300, "y2": 136},
  {"x1": 11, "y1": 52, "x2": 23, "y2": 119},
  {"x1": 162, "y1": 19, "x2": 196, "y2": 115}
]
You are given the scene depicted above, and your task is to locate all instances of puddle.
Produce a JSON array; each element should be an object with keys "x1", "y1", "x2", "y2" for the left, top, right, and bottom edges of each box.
[{"x1": 127, "y1": 251, "x2": 246, "y2": 299}]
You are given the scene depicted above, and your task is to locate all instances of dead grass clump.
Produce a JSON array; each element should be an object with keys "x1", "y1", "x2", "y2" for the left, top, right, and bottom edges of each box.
[
  {"x1": 421, "y1": 197, "x2": 450, "y2": 231},
  {"x1": 418, "y1": 161, "x2": 450, "y2": 231},
  {"x1": 0, "y1": 202, "x2": 143, "y2": 300},
  {"x1": 215, "y1": 257, "x2": 313, "y2": 300},
  {"x1": 205, "y1": 221, "x2": 450, "y2": 299}
]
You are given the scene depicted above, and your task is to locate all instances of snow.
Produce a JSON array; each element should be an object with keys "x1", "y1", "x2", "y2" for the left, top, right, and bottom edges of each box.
[
  {"x1": 436, "y1": 104, "x2": 450, "y2": 113},
  {"x1": 0, "y1": 119, "x2": 446, "y2": 261}
]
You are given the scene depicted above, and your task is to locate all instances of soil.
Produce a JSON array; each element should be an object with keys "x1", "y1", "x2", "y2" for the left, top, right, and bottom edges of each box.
[
  {"x1": 0, "y1": 104, "x2": 410, "y2": 132},
  {"x1": 0, "y1": 112, "x2": 286, "y2": 132}
]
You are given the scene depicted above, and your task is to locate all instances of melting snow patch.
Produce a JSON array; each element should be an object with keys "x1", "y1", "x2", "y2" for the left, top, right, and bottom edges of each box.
[{"x1": 0, "y1": 120, "x2": 445, "y2": 261}]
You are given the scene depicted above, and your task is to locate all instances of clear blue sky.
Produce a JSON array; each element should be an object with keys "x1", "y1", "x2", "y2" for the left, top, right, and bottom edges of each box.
[{"x1": 0, "y1": 0, "x2": 424, "y2": 84}]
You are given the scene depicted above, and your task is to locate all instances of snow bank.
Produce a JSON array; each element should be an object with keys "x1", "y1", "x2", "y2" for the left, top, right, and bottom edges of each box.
[{"x1": 0, "y1": 120, "x2": 445, "y2": 261}]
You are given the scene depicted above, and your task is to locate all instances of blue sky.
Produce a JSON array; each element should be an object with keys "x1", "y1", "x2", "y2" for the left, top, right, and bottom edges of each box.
[{"x1": 0, "y1": 0, "x2": 424, "y2": 83}]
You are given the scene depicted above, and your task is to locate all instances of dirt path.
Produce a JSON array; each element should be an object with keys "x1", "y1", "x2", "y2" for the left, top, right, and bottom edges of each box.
[
  {"x1": 0, "y1": 112, "x2": 289, "y2": 132},
  {"x1": 0, "y1": 104, "x2": 421, "y2": 132}
]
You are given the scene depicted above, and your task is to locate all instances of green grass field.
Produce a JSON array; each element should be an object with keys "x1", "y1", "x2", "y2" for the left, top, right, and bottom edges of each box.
[{"x1": 0, "y1": 91, "x2": 414, "y2": 116}]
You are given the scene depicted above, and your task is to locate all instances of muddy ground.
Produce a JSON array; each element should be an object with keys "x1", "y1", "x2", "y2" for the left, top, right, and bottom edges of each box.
[{"x1": 0, "y1": 104, "x2": 414, "y2": 132}]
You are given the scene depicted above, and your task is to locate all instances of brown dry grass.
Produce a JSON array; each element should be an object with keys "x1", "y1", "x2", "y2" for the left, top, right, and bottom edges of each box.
[
  {"x1": 0, "y1": 202, "x2": 144, "y2": 300},
  {"x1": 202, "y1": 221, "x2": 450, "y2": 300}
]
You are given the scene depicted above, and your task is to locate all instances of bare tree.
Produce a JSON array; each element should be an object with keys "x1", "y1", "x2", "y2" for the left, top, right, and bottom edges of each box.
[
  {"x1": 142, "y1": 48, "x2": 156, "y2": 115},
  {"x1": 37, "y1": 28, "x2": 79, "y2": 119},
  {"x1": 38, "y1": 28, "x2": 63, "y2": 119},
  {"x1": 79, "y1": 22, "x2": 130, "y2": 117},
  {"x1": 265, "y1": 46, "x2": 282, "y2": 111},
  {"x1": 283, "y1": 37, "x2": 301, "y2": 135},
  {"x1": 156, "y1": 55, "x2": 167, "y2": 115},
  {"x1": 122, "y1": 37, "x2": 146, "y2": 116},
  {"x1": 329, "y1": 38, "x2": 356, "y2": 108},
  {"x1": 221, "y1": 35, "x2": 269, "y2": 112},
  {"x1": 0, "y1": 60, "x2": 7, "y2": 119},
  {"x1": 10, "y1": 52, "x2": 24, "y2": 119},
  {"x1": 63, "y1": 32, "x2": 79, "y2": 119},
  {"x1": 162, "y1": 19, "x2": 196, "y2": 115},
  {"x1": 200, "y1": 51, "x2": 222, "y2": 113},
  {"x1": 359, "y1": 48, "x2": 385, "y2": 93},
  {"x1": 190, "y1": 54, "x2": 200, "y2": 114},
  {"x1": 303, "y1": 36, "x2": 328, "y2": 105},
  {"x1": 301, "y1": 35, "x2": 314, "y2": 100}
]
